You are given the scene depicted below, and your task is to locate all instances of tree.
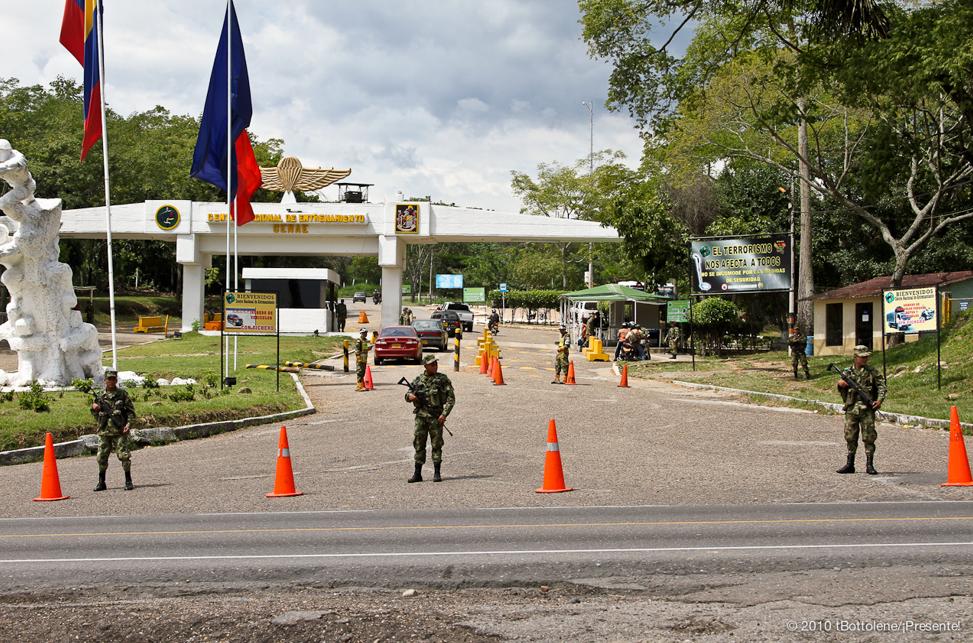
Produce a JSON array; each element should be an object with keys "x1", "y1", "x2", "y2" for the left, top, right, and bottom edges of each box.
[
  {"x1": 511, "y1": 151, "x2": 633, "y2": 289},
  {"x1": 582, "y1": 0, "x2": 973, "y2": 329}
]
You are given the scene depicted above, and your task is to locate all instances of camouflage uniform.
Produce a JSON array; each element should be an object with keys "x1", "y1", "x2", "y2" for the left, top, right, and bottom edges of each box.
[
  {"x1": 92, "y1": 386, "x2": 136, "y2": 476},
  {"x1": 839, "y1": 364, "x2": 886, "y2": 457},
  {"x1": 664, "y1": 325, "x2": 680, "y2": 358},
  {"x1": 554, "y1": 331, "x2": 570, "y2": 381},
  {"x1": 406, "y1": 362, "x2": 456, "y2": 466},
  {"x1": 788, "y1": 330, "x2": 811, "y2": 378},
  {"x1": 335, "y1": 301, "x2": 347, "y2": 331},
  {"x1": 355, "y1": 333, "x2": 370, "y2": 390}
]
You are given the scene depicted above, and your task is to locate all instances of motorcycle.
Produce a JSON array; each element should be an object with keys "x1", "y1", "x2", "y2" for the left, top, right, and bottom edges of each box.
[
  {"x1": 488, "y1": 320, "x2": 500, "y2": 334},
  {"x1": 372, "y1": 292, "x2": 382, "y2": 304}
]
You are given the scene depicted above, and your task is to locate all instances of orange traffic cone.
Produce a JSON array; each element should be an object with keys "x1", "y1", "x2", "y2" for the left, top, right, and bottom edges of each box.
[
  {"x1": 565, "y1": 361, "x2": 576, "y2": 385},
  {"x1": 617, "y1": 363, "x2": 630, "y2": 388},
  {"x1": 363, "y1": 365, "x2": 375, "y2": 390},
  {"x1": 941, "y1": 406, "x2": 973, "y2": 487},
  {"x1": 357, "y1": 310, "x2": 369, "y2": 324},
  {"x1": 266, "y1": 426, "x2": 303, "y2": 498},
  {"x1": 33, "y1": 432, "x2": 69, "y2": 502},
  {"x1": 479, "y1": 350, "x2": 489, "y2": 374},
  {"x1": 536, "y1": 419, "x2": 573, "y2": 494},
  {"x1": 487, "y1": 354, "x2": 496, "y2": 378},
  {"x1": 493, "y1": 357, "x2": 506, "y2": 386}
]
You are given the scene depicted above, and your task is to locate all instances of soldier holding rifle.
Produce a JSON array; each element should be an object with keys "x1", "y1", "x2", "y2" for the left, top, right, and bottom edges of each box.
[{"x1": 831, "y1": 345, "x2": 887, "y2": 475}]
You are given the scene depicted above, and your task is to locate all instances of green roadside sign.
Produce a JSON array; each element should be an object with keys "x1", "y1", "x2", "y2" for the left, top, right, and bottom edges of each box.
[
  {"x1": 402, "y1": 284, "x2": 412, "y2": 295},
  {"x1": 463, "y1": 287, "x2": 486, "y2": 303},
  {"x1": 667, "y1": 299, "x2": 690, "y2": 323}
]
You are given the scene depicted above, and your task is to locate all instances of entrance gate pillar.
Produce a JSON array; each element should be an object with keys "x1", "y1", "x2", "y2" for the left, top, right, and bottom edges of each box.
[
  {"x1": 378, "y1": 235, "x2": 404, "y2": 328},
  {"x1": 177, "y1": 235, "x2": 210, "y2": 332}
]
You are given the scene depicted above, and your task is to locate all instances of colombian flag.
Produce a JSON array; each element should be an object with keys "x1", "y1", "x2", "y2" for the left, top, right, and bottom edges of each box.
[
  {"x1": 190, "y1": 3, "x2": 260, "y2": 226},
  {"x1": 59, "y1": 0, "x2": 103, "y2": 160}
]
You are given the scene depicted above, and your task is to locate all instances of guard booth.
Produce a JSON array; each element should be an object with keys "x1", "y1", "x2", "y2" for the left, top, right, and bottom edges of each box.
[{"x1": 242, "y1": 268, "x2": 341, "y2": 334}]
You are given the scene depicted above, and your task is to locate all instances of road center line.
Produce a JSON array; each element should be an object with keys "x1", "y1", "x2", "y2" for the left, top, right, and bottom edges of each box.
[
  {"x1": 4, "y1": 515, "x2": 973, "y2": 539},
  {"x1": 3, "y1": 541, "x2": 973, "y2": 565}
]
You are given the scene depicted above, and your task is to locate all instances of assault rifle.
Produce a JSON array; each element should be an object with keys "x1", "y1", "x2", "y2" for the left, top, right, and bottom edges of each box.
[
  {"x1": 397, "y1": 377, "x2": 453, "y2": 436},
  {"x1": 93, "y1": 392, "x2": 127, "y2": 429},
  {"x1": 827, "y1": 363, "x2": 875, "y2": 408}
]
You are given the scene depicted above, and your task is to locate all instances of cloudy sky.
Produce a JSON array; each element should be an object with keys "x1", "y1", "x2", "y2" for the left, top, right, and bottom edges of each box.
[{"x1": 2, "y1": 1, "x2": 645, "y2": 211}]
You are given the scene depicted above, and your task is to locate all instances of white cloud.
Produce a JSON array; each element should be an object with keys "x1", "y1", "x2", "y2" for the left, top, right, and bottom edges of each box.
[{"x1": 1, "y1": 0, "x2": 643, "y2": 211}]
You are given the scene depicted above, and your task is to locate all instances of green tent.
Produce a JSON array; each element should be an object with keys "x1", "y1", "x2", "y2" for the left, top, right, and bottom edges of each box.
[{"x1": 561, "y1": 283, "x2": 668, "y2": 303}]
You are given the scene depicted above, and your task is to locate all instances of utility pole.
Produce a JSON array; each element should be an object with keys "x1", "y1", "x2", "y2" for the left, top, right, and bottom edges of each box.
[{"x1": 581, "y1": 100, "x2": 594, "y2": 288}]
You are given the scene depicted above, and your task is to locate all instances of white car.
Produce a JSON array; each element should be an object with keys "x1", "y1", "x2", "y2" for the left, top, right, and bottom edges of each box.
[{"x1": 438, "y1": 302, "x2": 475, "y2": 331}]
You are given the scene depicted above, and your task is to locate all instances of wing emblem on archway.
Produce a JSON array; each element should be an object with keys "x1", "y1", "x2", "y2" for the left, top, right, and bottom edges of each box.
[{"x1": 260, "y1": 156, "x2": 351, "y2": 200}]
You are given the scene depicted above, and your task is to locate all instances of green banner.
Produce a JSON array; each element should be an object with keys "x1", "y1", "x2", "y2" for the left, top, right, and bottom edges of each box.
[
  {"x1": 667, "y1": 299, "x2": 690, "y2": 323},
  {"x1": 463, "y1": 287, "x2": 486, "y2": 303},
  {"x1": 401, "y1": 284, "x2": 412, "y2": 295}
]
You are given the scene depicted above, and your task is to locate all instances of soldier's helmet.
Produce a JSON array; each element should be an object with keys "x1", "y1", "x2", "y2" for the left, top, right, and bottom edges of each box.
[
  {"x1": 0, "y1": 139, "x2": 11, "y2": 151},
  {"x1": 104, "y1": 369, "x2": 118, "y2": 379},
  {"x1": 359, "y1": 328, "x2": 368, "y2": 335},
  {"x1": 422, "y1": 354, "x2": 439, "y2": 365},
  {"x1": 853, "y1": 345, "x2": 871, "y2": 357},
  {"x1": 559, "y1": 324, "x2": 567, "y2": 332}
]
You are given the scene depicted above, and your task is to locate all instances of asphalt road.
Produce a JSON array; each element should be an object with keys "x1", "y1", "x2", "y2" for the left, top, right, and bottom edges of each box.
[
  {"x1": 3, "y1": 314, "x2": 973, "y2": 640},
  {"x1": 3, "y1": 501, "x2": 973, "y2": 590}
]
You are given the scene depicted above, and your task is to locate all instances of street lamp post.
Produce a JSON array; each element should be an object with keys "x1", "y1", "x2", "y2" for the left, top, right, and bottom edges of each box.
[{"x1": 581, "y1": 101, "x2": 594, "y2": 288}]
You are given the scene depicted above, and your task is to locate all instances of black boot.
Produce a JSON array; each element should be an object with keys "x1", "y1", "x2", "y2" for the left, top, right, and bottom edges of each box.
[
  {"x1": 793, "y1": 368, "x2": 799, "y2": 379},
  {"x1": 433, "y1": 462, "x2": 442, "y2": 483},
  {"x1": 408, "y1": 463, "x2": 423, "y2": 483},
  {"x1": 124, "y1": 469, "x2": 134, "y2": 490},
  {"x1": 865, "y1": 454, "x2": 877, "y2": 475},
  {"x1": 94, "y1": 471, "x2": 107, "y2": 492},
  {"x1": 836, "y1": 453, "x2": 855, "y2": 474},
  {"x1": 804, "y1": 369, "x2": 811, "y2": 380}
]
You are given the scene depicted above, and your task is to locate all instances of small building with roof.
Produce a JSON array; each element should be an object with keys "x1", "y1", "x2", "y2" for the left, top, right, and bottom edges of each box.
[{"x1": 811, "y1": 271, "x2": 973, "y2": 356}]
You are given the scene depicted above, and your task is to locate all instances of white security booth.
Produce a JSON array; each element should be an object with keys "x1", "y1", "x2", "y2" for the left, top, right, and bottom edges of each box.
[{"x1": 242, "y1": 267, "x2": 340, "y2": 334}]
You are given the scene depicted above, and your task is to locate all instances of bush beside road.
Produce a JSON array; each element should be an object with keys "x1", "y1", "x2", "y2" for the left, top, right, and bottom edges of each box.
[{"x1": 0, "y1": 332, "x2": 342, "y2": 452}]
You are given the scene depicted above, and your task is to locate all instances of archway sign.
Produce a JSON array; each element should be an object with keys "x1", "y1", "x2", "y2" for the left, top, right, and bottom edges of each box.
[{"x1": 61, "y1": 199, "x2": 619, "y2": 333}]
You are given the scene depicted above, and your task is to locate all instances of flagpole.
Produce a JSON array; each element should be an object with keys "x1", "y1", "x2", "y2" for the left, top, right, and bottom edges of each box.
[
  {"x1": 224, "y1": 0, "x2": 232, "y2": 379},
  {"x1": 95, "y1": 0, "x2": 118, "y2": 371},
  {"x1": 230, "y1": 1, "x2": 238, "y2": 372}
]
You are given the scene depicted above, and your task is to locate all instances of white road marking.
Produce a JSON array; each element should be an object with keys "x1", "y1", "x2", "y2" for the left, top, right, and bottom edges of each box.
[{"x1": 4, "y1": 541, "x2": 972, "y2": 565}]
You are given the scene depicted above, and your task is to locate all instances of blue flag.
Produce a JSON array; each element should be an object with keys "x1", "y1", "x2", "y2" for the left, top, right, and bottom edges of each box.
[{"x1": 190, "y1": 2, "x2": 252, "y2": 199}]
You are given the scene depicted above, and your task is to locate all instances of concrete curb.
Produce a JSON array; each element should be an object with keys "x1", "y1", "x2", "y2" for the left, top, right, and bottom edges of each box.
[
  {"x1": 669, "y1": 379, "x2": 973, "y2": 431},
  {"x1": 0, "y1": 373, "x2": 315, "y2": 466}
]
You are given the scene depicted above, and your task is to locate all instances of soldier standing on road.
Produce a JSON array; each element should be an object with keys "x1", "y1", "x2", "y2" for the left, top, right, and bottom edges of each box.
[
  {"x1": 91, "y1": 369, "x2": 136, "y2": 491},
  {"x1": 405, "y1": 354, "x2": 455, "y2": 483},
  {"x1": 788, "y1": 327, "x2": 811, "y2": 379},
  {"x1": 335, "y1": 299, "x2": 347, "y2": 332},
  {"x1": 836, "y1": 345, "x2": 887, "y2": 475},
  {"x1": 664, "y1": 323, "x2": 680, "y2": 359},
  {"x1": 355, "y1": 328, "x2": 370, "y2": 391},
  {"x1": 552, "y1": 325, "x2": 570, "y2": 384}
]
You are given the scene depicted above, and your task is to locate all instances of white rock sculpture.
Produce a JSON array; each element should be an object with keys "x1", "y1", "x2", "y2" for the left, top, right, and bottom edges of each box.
[{"x1": 0, "y1": 139, "x2": 103, "y2": 387}]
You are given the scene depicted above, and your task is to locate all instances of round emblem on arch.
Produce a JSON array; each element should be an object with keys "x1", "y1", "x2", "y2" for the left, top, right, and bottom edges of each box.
[{"x1": 155, "y1": 204, "x2": 181, "y2": 231}]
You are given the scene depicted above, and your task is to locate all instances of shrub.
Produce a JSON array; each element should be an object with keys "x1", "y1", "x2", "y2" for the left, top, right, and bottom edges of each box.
[
  {"x1": 167, "y1": 384, "x2": 196, "y2": 403},
  {"x1": 690, "y1": 297, "x2": 743, "y2": 355},
  {"x1": 141, "y1": 377, "x2": 160, "y2": 389},
  {"x1": 18, "y1": 381, "x2": 50, "y2": 413},
  {"x1": 71, "y1": 378, "x2": 95, "y2": 394}
]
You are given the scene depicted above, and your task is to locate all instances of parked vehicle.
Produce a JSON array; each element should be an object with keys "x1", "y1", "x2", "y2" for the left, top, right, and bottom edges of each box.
[
  {"x1": 374, "y1": 326, "x2": 423, "y2": 365},
  {"x1": 568, "y1": 301, "x2": 598, "y2": 326},
  {"x1": 352, "y1": 291, "x2": 367, "y2": 303},
  {"x1": 438, "y1": 302, "x2": 475, "y2": 331},
  {"x1": 412, "y1": 319, "x2": 449, "y2": 351},
  {"x1": 431, "y1": 309, "x2": 463, "y2": 336}
]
